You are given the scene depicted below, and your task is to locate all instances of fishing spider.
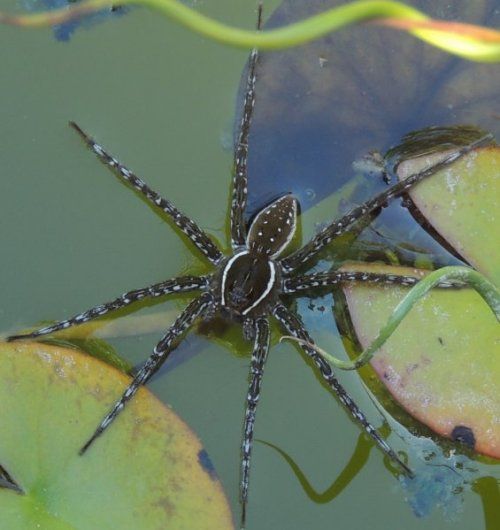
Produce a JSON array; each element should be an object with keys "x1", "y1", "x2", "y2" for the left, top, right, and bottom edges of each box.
[{"x1": 7, "y1": 20, "x2": 489, "y2": 528}]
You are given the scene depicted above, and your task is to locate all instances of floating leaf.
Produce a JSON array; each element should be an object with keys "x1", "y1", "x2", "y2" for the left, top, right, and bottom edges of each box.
[
  {"x1": 397, "y1": 145, "x2": 500, "y2": 283},
  {"x1": 0, "y1": 342, "x2": 234, "y2": 529},
  {"x1": 340, "y1": 262, "x2": 500, "y2": 458},
  {"x1": 41, "y1": 336, "x2": 133, "y2": 374}
]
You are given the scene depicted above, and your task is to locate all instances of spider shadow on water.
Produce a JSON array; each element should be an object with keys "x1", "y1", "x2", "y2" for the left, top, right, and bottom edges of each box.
[{"x1": 4, "y1": 6, "x2": 496, "y2": 530}]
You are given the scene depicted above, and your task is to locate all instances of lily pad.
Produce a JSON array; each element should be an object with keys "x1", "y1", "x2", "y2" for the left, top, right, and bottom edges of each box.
[
  {"x1": 0, "y1": 342, "x2": 234, "y2": 530},
  {"x1": 397, "y1": 145, "x2": 500, "y2": 283},
  {"x1": 340, "y1": 262, "x2": 500, "y2": 458}
]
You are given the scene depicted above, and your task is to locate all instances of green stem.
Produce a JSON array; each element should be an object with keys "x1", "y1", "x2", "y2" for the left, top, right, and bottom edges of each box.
[
  {"x1": 282, "y1": 266, "x2": 500, "y2": 370},
  {"x1": 145, "y1": 0, "x2": 427, "y2": 49},
  {"x1": 1, "y1": 0, "x2": 499, "y2": 60}
]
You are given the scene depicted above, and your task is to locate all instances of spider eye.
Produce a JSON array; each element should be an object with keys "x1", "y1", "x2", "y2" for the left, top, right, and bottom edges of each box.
[{"x1": 247, "y1": 195, "x2": 298, "y2": 258}]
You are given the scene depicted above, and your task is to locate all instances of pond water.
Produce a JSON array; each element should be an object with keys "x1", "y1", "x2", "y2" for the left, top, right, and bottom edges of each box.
[{"x1": 1, "y1": 0, "x2": 499, "y2": 529}]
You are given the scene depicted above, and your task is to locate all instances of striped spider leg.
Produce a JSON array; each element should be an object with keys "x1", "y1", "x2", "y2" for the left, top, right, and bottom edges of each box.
[
  {"x1": 272, "y1": 302, "x2": 413, "y2": 476},
  {"x1": 283, "y1": 270, "x2": 463, "y2": 294},
  {"x1": 79, "y1": 292, "x2": 215, "y2": 454},
  {"x1": 240, "y1": 316, "x2": 270, "y2": 529},
  {"x1": 69, "y1": 121, "x2": 223, "y2": 266},
  {"x1": 230, "y1": 4, "x2": 262, "y2": 248},
  {"x1": 7, "y1": 276, "x2": 208, "y2": 342},
  {"x1": 8, "y1": 121, "x2": 225, "y2": 449},
  {"x1": 281, "y1": 131, "x2": 494, "y2": 274},
  {"x1": 284, "y1": 270, "x2": 423, "y2": 292}
]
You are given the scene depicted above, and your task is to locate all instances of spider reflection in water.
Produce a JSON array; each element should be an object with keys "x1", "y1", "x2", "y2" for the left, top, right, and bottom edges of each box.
[{"x1": 8, "y1": 30, "x2": 489, "y2": 528}]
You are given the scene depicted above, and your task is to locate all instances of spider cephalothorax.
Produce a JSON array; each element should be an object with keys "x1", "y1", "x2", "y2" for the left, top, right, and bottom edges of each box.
[
  {"x1": 218, "y1": 194, "x2": 297, "y2": 321},
  {"x1": 8, "y1": 21, "x2": 491, "y2": 528}
]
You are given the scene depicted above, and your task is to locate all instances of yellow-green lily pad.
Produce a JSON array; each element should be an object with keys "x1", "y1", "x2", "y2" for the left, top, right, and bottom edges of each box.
[
  {"x1": 0, "y1": 342, "x2": 234, "y2": 530},
  {"x1": 341, "y1": 262, "x2": 500, "y2": 458},
  {"x1": 397, "y1": 146, "x2": 500, "y2": 284}
]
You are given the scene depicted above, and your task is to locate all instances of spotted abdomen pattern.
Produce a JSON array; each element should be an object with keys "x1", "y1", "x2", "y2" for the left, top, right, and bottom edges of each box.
[{"x1": 246, "y1": 195, "x2": 298, "y2": 258}]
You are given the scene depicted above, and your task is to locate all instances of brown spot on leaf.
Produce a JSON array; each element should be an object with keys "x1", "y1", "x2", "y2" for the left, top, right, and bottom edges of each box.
[{"x1": 451, "y1": 425, "x2": 476, "y2": 449}]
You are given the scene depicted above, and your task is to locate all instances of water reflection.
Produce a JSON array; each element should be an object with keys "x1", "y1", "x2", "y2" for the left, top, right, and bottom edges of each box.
[
  {"x1": 258, "y1": 432, "x2": 373, "y2": 504},
  {"x1": 261, "y1": 422, "x2": 500, "y2": 527},
  {"x1": 473, "y1": 477, "x2": 500, "y2": 530}
]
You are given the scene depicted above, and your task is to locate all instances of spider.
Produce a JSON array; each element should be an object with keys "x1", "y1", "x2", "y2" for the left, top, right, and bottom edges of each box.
[{"x1": 7, "y1": 19, "x2": 489, "y2": 528}]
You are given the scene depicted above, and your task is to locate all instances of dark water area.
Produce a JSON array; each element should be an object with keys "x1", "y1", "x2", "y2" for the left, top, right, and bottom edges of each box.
[{"x1": 245, "y1": 0, "x2": 499, "y2": 211}]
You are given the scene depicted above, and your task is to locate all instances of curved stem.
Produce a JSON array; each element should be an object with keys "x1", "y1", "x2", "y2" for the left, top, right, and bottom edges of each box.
[
  {"x1": 281, "y1": 266, "x2": 500, "y2": 370},
  {"x1": 0, "y1": 0, "x2": 499, "y2": 60},
  {"x1": 258, "y1": 432, "x2": 373, "y2": 504}
]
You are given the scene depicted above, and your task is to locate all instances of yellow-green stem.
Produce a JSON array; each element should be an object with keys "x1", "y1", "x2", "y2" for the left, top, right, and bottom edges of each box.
[
  {"x1": 281, "y1": 266, "x2": 500, "y2": 370},
  {"x1": 1, "y1": 0, "x2": 499, "y2": 60}
]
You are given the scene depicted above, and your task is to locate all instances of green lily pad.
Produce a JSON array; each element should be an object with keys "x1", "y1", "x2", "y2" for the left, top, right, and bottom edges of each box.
[
  {"x1": 340, "y1": 262, "x2": 500, "y2": 458},
  {"x1": 397, "y1": 146, "x2": 500, "y2": 283},
  {"x1": 0, "y1": 342, "x2": 234, "y2": 530}
]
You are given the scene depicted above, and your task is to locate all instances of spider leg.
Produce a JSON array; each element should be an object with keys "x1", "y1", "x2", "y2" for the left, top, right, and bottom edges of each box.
[
  {"x1": 230, "y1": 5, "x2": 263, "y2": 248},
  {"x1": 281, "y1": 133, "x2": 493, "y2": 272},
  {"x1": 240, "y1": 316, "x2": 270, "y2": 528},
  {"x1": 283, "y1": 270, "x2": 462, "y2": 294},
  {"x1": 80, "y1": 292, "x2": 214, "y2": 454},
  {"x1": 272, "y1": 303, "x2": 413, "y2": 477},
  {"x1": 7, "y1": 275, "x2": 208, "y2": 341},
  {"x1": 69, "y1": 121, "x2": 223, "y2": 265}
]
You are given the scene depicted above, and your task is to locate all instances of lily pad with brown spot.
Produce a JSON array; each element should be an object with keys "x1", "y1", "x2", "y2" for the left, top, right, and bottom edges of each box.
[
  {"x1": 340, "y1": 262, "x2": 500, "y2": 458},
  {"x1": 0, "y1": 342, "x2": 234, "y2": 530}
]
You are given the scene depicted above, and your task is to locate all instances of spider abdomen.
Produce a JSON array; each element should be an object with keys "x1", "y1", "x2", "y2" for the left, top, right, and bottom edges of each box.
[
  {"x1": 246, "y1": 194, "x2": 298, "y2": 258},
  {"x1": 220, "y1": 250, "x2": 279, "y2": 318}
]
